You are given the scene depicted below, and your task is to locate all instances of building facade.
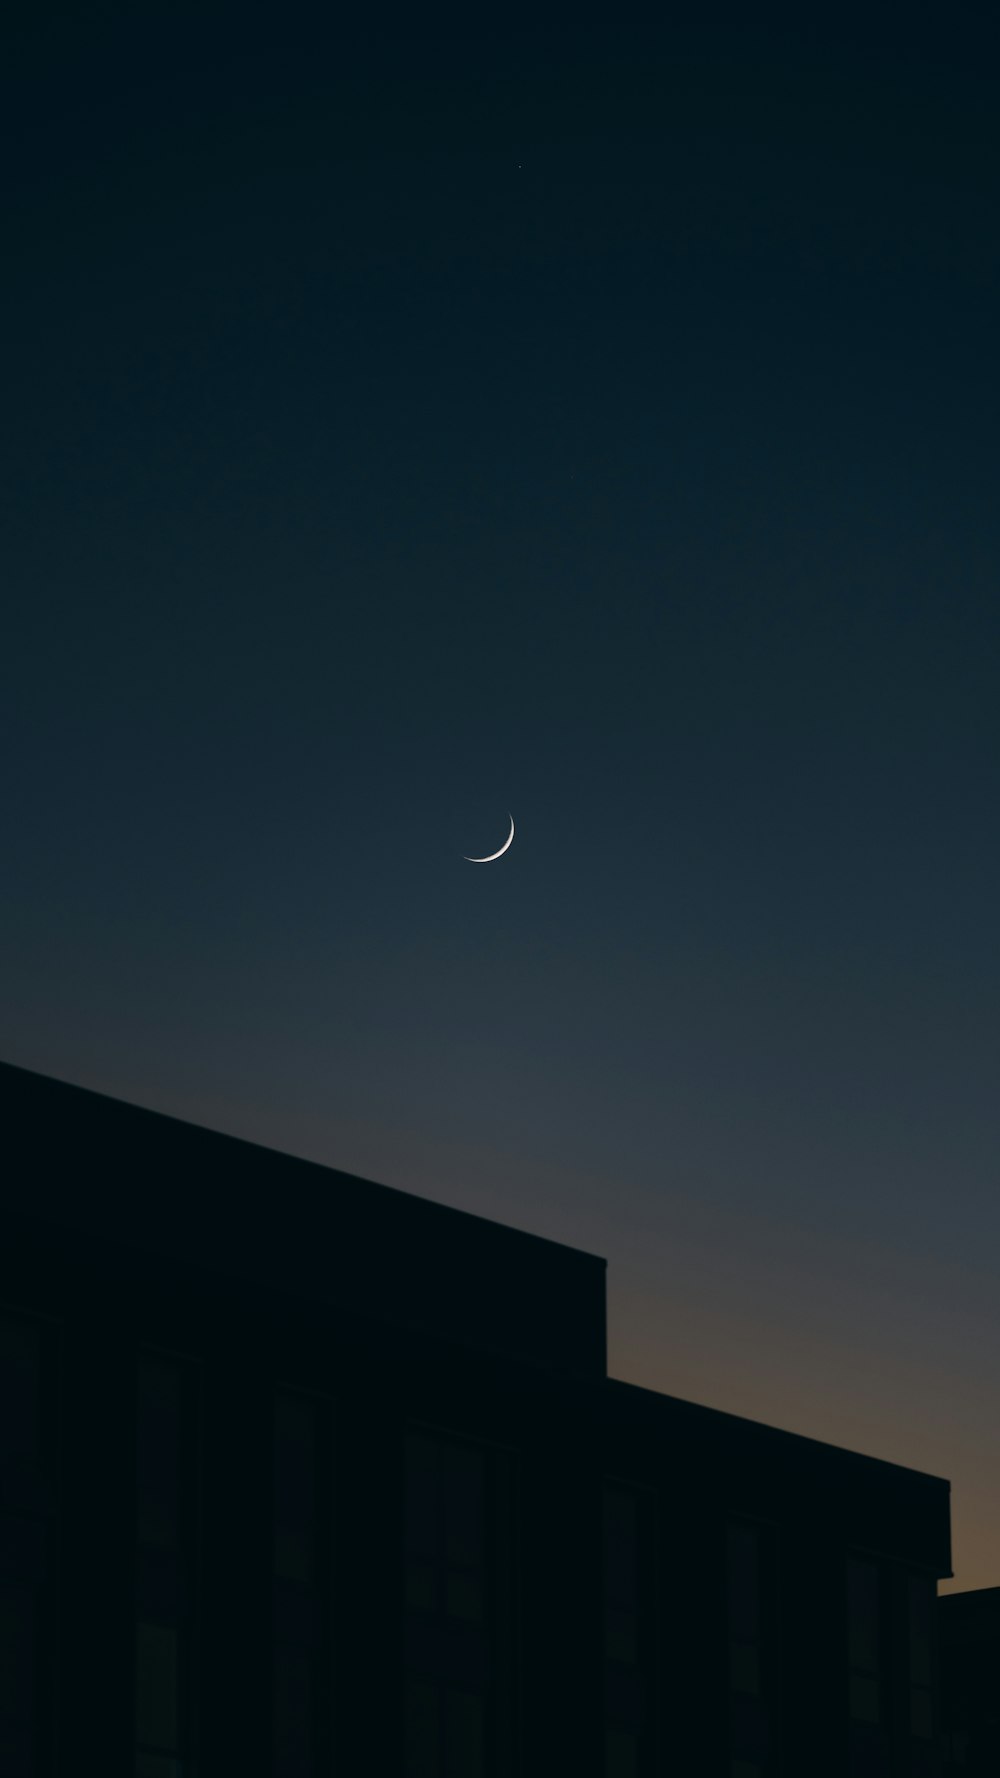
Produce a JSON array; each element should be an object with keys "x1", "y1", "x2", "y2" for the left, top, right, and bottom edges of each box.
[
  {"x1": 940, "y1": 1587, "x2": 1000, "y2": 1775},
  {"x1": 1, "y1": 1060, "x2": 951, "y2": 1776}
]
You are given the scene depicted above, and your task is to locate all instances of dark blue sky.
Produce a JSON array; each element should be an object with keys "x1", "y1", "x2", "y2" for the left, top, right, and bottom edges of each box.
[{"x1": 4, "y1": 14, "x2": 999, "y2": 1585}]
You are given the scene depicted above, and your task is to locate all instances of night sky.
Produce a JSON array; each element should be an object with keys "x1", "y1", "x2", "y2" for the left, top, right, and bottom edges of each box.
[{"x1": 4, "y1": 15, "x2": 999, "y2": 1590}]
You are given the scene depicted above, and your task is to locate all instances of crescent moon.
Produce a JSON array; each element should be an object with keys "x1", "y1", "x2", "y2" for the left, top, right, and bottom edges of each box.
[{"x1": 464, "y1": 813, "x2": 515, "y2": 863}]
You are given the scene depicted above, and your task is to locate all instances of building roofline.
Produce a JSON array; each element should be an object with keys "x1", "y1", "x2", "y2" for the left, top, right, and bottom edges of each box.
[
  {"x1": 605, "y1": 1374, "x2": 951, "y2": 1490},
  {"x1": 0, "y1": 1057, "x2": 607, "y2": 1272}
]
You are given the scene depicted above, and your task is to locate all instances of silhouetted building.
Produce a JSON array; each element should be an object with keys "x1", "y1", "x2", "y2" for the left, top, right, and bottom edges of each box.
[
  {"x1": 1, "y1": 1060, "x2": 951, "y2": 1777},
  {"x1": 940, "y1": 1587, "x2": 1000, "y2": 1774}
]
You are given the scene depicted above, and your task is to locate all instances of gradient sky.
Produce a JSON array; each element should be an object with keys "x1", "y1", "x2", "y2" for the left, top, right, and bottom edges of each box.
[{"x1": 4, "y1": 14, "x2": 999, "y2": 1590}]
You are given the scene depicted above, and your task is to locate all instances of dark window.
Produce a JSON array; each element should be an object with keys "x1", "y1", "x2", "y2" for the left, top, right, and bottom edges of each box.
[
  {"x1": 907, "y1": 1576, "x2": 934, "y2": 1741},
  {"x1": 135, "y1": 1355, "x2": 198, "y2": 1778},
  {"x1": 273, "y1": 1392, "x2": 333, "y2": 1778},
  {"x1": 604, "y1": 1488, "x2": 654, "y2": 1778},
  {"x1": 0, "y1": 1313, "x2": 56, "y2": 1778},
  {"x1": 847, "y1": 1557, "x2": 890, "y2": 1777},
  {"x1": 847, "y1": 1559, "x2": 881, "y2": 1725},
  {"x1": 728, "y1": 1525, "x2": 761, "y2": 1695},
  {"x1": 0, "y1": 1319, "x2": 42, "y2": 1476},
  {"x1": 404, "y1": 1432, "x2": 514, "y2": 1778},
  {"x1": 727, "y1": 1523, "x2": 774, "y2": 1776}
]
